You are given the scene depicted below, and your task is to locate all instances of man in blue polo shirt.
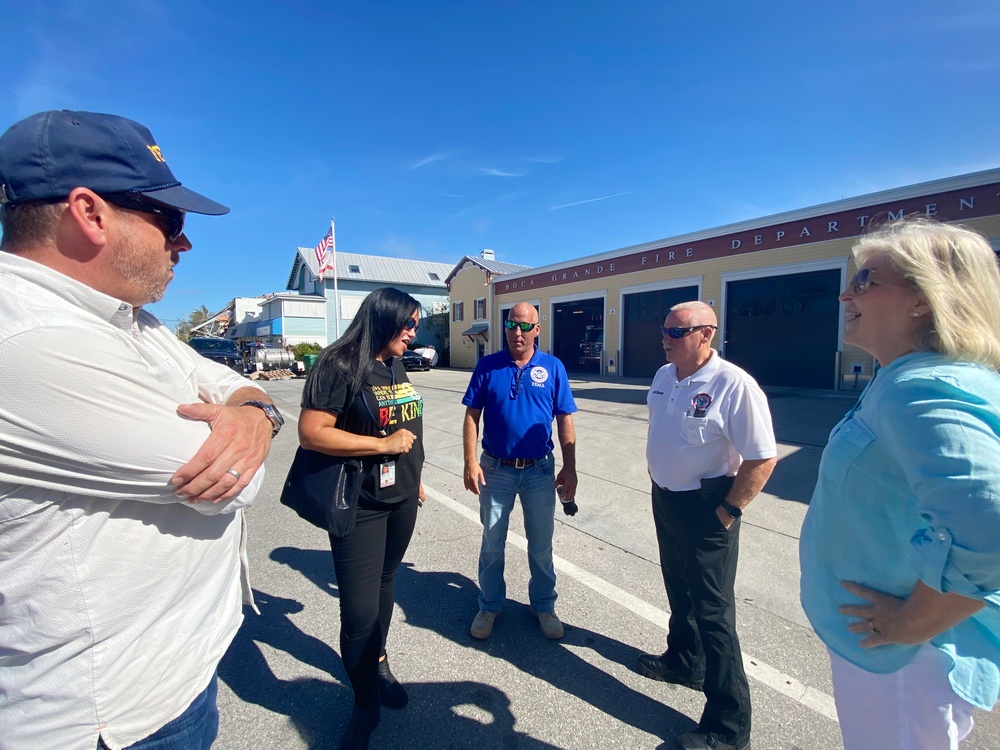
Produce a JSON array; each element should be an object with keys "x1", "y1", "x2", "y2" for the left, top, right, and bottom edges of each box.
[{"x1": 462, "y1": 301, "x2": 578, "y2": 640}]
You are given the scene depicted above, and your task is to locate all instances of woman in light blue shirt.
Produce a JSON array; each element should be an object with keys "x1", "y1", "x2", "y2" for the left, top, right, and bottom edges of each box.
[{"x1": 800, "y1": 218, "x2": 1000, "y2": 750}]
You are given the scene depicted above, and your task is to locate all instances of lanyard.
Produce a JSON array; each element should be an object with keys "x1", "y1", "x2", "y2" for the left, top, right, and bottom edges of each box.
[{"x1": 360, "y1": 359, "x2": 397, "y2": 436}]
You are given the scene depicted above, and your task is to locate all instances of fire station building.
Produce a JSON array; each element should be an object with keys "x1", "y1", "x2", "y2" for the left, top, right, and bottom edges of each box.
[{"x1": 467, "y1": 168, "x2": 1000, "y2": 390}]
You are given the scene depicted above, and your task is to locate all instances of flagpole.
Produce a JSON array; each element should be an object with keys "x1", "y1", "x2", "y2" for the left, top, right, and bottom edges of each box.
[{"x1": 331, "y1": 217, "x2": 340, "y2": 340}]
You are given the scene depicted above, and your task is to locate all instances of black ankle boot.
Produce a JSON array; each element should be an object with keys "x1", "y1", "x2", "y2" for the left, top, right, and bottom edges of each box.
[
  {"x1": 338, "y1": 703, "x2": 380, "y2": 750},
  {"x1": 376, "y1": 657, "x2": 409, "y2": 709}
]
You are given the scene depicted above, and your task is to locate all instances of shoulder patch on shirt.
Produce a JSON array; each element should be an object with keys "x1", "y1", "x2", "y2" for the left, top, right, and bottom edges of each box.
[{"x1": 530, "y1": 366, "x2": 548, "y2": 384}]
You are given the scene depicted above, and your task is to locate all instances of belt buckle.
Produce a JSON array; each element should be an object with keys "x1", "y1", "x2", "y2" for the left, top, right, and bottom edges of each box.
[{"x1": 513, "y1": 457, "x2": 527, "y2": 469}]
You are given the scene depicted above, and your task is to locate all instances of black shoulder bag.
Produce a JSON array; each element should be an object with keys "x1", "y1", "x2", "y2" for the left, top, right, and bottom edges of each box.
[{"x1": 279, "y1": 392, "x2": 364, "y2": 539}]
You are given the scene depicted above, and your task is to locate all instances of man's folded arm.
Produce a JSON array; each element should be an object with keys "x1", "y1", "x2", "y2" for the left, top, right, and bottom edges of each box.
[{"x1": 0, "y1": 325, "x2": 264, "y2": 509}]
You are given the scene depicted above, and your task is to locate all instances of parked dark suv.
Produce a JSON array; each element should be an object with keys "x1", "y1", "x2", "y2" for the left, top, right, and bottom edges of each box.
[
  {"x1": 401, "y1": 350, "x2": 432, "y2": 371},
  {"x1": 188, "y1": 337, "x2": 244, "y2": 374}
]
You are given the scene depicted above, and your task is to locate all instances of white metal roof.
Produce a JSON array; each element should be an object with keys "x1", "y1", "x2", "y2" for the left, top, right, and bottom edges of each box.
[{"x1": 288, "y1": 248, "x2": 453, "y2": 289}]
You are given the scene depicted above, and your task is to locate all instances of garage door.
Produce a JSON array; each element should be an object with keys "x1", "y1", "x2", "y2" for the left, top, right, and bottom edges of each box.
[
  {"x1": 724, "y1": 270, "x2": 841, "y2": 388},
  {"x1": 623, "y1": 286, "x2": 698, "y2": 379},
  {"x1": 551, "y1": 298, "x2": 604, "y2": 375}
]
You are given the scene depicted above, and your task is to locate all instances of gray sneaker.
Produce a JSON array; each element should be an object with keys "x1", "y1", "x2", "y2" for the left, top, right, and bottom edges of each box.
[
  {"x1": 531, "y1": 609, "x2": 564, "y2": 639},
  {"x1": 470, "y1": 610, "x2": 499, "y2": 639}
]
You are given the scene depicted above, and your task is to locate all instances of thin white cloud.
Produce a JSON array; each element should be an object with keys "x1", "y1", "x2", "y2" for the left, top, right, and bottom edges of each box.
[
  {"x1": 481, "y1": 167, "x2": 529, "y2": 177},
  {"x1": 411, "y1": 148, "x2": 462, "y2": 170},
  {"x1": 527, "y1": 154, "x2": 564, "y2": 164},
  {"x1": 548, "y1": 190, "x2": 638, "y2": 211},
  {"x1": 446, "y1": 190, "x2": 532, "y2": 221}
]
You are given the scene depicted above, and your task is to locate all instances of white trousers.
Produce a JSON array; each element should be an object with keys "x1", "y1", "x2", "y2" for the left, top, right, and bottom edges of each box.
[{"x1": 829, "y1": 644, "x2": 975, "y2": 750}]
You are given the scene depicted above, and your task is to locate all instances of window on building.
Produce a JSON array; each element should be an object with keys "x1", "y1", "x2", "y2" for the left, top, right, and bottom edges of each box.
[
  {"x1": 428, "y1": 272, "x2": 440, "y2": 281},
  {"x1": 453, "y1": 301, "x2": 464, "y2": 322},
  {"x1": 474, "y1": 298, "x2": 486, "y2": 320},
  {"x1": 348, "y1": 265, "x2": 361, "y2": 274},
  {"x1": 342, "y1": 296, "x2": 363, "y2": 319}
]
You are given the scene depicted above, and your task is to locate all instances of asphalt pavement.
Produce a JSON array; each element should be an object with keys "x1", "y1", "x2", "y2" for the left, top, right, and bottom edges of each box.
[{"x1": 214, "y1": 369, "x2": 999, "y2": 750}]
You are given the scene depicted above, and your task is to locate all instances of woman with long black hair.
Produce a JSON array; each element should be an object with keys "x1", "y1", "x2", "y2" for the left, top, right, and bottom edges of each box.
[{"x1": 298, "y1": 287, "x2": 425, "y2": 750}]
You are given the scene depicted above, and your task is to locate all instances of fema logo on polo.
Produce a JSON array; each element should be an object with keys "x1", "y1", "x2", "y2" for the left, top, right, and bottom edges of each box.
[{"x1": 530, "y1": 367, "x2": 548, "y2": 385}]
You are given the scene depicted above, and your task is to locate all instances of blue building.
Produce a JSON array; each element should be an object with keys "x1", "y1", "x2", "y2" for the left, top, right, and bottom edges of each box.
[{"x1": 286, "y1": 247, "x2": 453, "y2": 348}]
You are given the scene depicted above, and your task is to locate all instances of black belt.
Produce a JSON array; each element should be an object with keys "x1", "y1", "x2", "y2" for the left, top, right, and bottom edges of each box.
[{"x1": 484, "y1": 451, "x2": 537, "y2": 469}]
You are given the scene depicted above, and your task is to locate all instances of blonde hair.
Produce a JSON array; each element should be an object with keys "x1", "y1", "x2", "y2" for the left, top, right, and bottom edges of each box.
[{"x1": 854, "y1": 217, "x2": 1000, "y2": 370}]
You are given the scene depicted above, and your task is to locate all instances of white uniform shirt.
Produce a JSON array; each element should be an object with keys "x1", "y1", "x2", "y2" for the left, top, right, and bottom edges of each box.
[
  {"x1": 0, "y1": 253, "x2": 264, "y2": 750},
  {"x1": 646, "y1": 350, "x2": 776, "y2": 492}
]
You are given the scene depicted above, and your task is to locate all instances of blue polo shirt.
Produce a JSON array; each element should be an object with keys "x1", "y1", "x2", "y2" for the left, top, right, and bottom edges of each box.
[{"x1": 462, "y1": 347, "x2": 577, "y2": 460}]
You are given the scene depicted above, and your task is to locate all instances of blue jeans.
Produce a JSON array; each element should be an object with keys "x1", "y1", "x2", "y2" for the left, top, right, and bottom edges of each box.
[
  {"x1": 98, "y1": 673, "x2": 218, "y2": 750},
  {"x1": 477, "y1": 451, "x2": 557, "y2": 613}
]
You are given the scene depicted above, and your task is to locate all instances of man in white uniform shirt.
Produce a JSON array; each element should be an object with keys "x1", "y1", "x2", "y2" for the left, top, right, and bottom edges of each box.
[
  {"x1": 0, "y1": 111, "x2": 282, "y2": 750},
  {"x1": 639, "y1": 301, "x2": 776, "y2": 750}
]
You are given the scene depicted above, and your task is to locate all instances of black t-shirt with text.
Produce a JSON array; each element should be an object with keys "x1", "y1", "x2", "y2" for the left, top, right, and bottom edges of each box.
[{"x1": 301, "y1": 357, "x2": 424, "y2": 504}]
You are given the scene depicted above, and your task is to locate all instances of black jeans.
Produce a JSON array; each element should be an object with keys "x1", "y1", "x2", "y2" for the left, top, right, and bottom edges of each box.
[
  {"x1": 651, "y1": 479, "x2": 750, "y2": 746},
  {"x1": 330, "y1": 494, "x2": 418, "y2": 707}
]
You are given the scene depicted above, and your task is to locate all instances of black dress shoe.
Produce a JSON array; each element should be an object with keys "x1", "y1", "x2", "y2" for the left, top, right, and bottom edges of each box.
[
  {"x1": 635, "y1": 653, "x2": 705, "y2": 690},
  {"x1": 672, "y1": 730, "x2": 750, "y2": 750},
  {"x1": 377, "y1": 656, "x2": 409, "y2": 709},
  {"x1": 338, "y1": 704, "x2": 381, "y2": 750}
]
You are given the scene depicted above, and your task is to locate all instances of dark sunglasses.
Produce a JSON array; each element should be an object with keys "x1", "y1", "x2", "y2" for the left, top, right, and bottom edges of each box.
[
  {"x1": 102, "y1": 192, "x2": 186, "y2": 242},
  {"x1": 662, "y1": 324, "x2": 717, "y2": 339},
  {"x1": 404, "y1": 318, "x2": 419, "y2": 332},
  {"x1": 505, "y1": 320, "x2": 538, "y2": 332},
  {"x1": 848, "y1": 267, "x2": 876, "y2": 296}
]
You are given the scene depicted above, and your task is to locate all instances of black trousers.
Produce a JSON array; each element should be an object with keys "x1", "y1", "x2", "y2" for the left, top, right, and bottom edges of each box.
[
  {"x1": 651, "y1": 479, "x2": 750, "y2": 746},
  {"x1": 330, "y1": 494, "x2": 418, "y2": 707}
]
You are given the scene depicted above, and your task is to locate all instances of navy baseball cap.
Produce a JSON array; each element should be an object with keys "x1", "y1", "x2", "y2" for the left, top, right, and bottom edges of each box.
[{"x1": 0, "y1": 110, "x2": 229, "y2": 215}]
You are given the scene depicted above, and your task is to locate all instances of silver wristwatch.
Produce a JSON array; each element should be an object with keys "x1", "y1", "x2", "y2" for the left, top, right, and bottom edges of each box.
[{"x1": 240, "y1": 400, "x2": 284, "y2": 437}]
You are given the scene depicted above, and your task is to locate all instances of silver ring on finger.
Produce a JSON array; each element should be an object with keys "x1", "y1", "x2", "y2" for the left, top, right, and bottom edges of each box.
[
  {"x1": 227, "y1": 468, "x2": 241, "y2": 480},
  {"x1": 867, "y1": 619, "x2": 878, "y2": 633}
]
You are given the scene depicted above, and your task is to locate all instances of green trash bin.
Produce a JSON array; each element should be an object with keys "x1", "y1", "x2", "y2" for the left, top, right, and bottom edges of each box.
[{"x1": 302, "y1": 354, "x2": 319, "y2": 372}]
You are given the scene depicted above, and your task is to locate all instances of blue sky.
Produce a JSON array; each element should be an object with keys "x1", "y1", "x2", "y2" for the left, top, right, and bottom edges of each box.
[{"x1": 3, "y1": 1, "x2": 999, "y2": 328}]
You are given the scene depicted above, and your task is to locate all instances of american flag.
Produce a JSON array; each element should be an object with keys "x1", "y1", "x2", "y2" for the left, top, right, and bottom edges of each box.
[{"x1": 313, "y1": 229, "x2": 333, "y2": 278}]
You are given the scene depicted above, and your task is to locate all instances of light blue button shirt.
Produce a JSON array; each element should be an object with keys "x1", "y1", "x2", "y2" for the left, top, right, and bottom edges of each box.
[{"x1": 800, "y1": 352, "x2": 1000, "y2": 710}]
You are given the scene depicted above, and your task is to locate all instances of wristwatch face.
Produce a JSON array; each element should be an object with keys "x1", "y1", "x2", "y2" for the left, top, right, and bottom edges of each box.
[
  {"x1": 724, "y1": 502, "x2": 742, "y2": 518},
  {"x1": 241, "y1": 400, "x2": 283, "y2": 436}
]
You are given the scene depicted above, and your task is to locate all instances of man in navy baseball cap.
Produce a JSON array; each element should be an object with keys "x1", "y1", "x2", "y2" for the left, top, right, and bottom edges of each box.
[
  {"x1": 0, "y1": 111, "x2": 277, "y2": 750},
  {"x1": 0, "y1": 109, "x2": 228, "y2": 214}
]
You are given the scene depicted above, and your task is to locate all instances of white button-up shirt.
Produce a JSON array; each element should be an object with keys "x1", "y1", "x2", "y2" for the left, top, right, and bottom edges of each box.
[
  {"x1": 646, "y1": 350, "x2": 776, "y2": 491},
  {"x1": 0, "y1": 253, "x2": 263, "y2": 750}
]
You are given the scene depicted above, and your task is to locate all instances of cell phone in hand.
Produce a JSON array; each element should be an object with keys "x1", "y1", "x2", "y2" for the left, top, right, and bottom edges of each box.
[{"x1": 557, "y1": 484, "x2": 578, "y2": 516}]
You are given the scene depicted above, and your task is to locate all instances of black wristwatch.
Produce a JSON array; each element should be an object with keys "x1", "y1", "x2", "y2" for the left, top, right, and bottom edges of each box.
[
  {"x1": 720, "y1": 501, "x2": 743, "y2": 519},
  {"x1": 240, "y1": 400, "x2": 284, "y2": 438}
]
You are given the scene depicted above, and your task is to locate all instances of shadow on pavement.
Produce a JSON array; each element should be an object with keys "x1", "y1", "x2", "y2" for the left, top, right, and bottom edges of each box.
[
  {"x1": 243, "y1": 548, "x2": 692, "y2": 745},
  {"x1": 218, "y1": 588, "x2": 346, "y2": 747},
  {"x1": 392, "y1": 564, "x2": 694, "y2": 744},
  {"x1": 221, "y1": 549, "x2": 574, "y2": 747}
]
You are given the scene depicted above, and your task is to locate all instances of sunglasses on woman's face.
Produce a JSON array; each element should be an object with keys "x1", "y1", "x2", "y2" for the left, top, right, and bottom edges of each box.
[
  {"x1": 505, "y1": 320, "x2": 537, "y2": 332},
  {"x1": 848, "y1": 267, "x2": 876, "y2": 296},
  {"x1": 846, "y1": 267, "x2": 911, "y2": 296},
  {"x1": 404, "y1": 318, "x2": 419, "y2": 332}
]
